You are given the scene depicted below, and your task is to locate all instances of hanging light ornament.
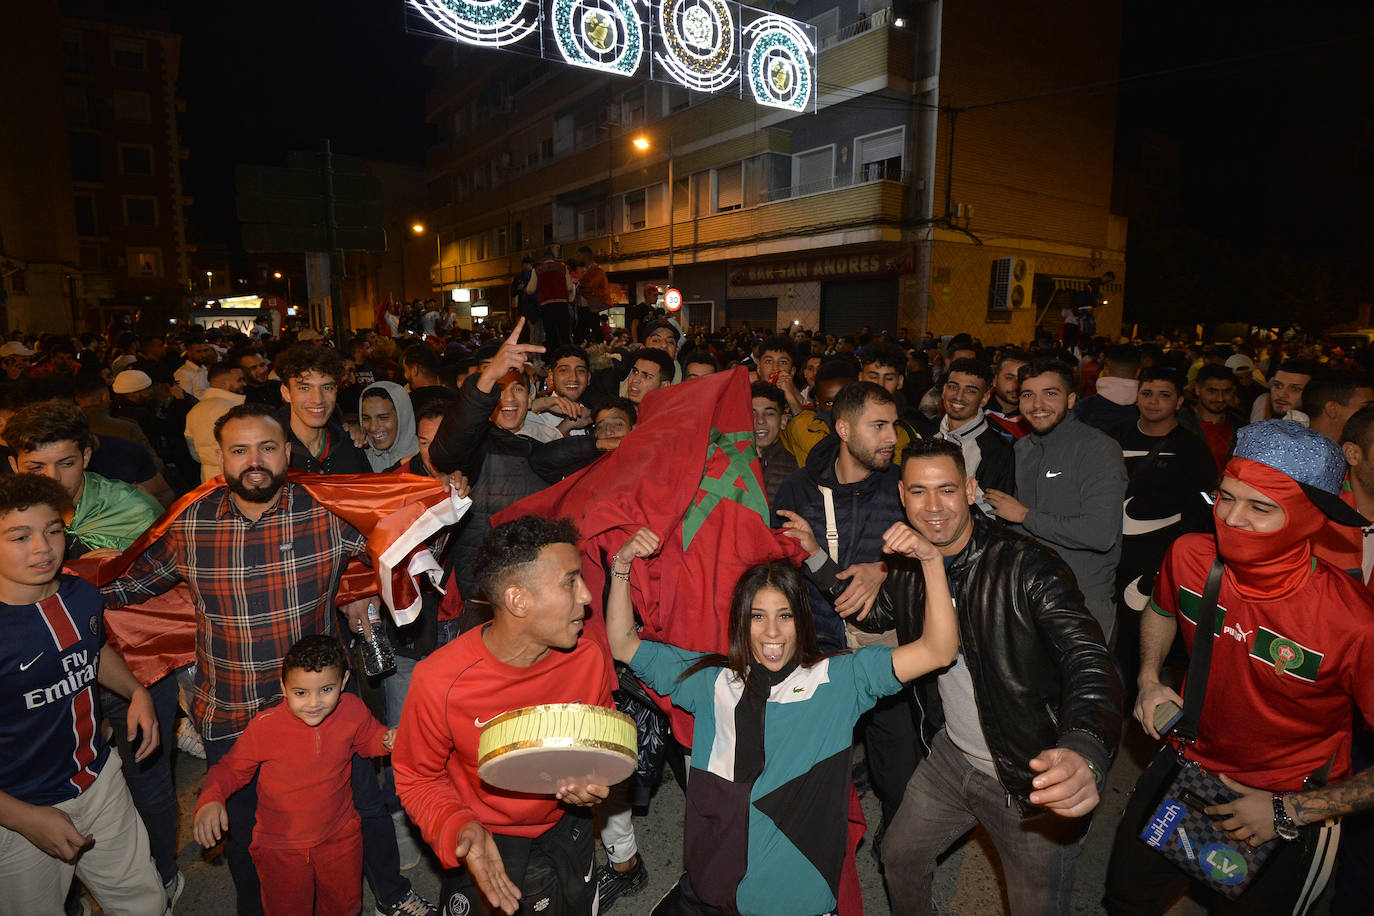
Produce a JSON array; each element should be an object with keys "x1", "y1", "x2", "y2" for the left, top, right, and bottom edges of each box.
[
  {"x1": 552, "y1": 0, "x2": 645, "y2": 75},
  {"x1": 743, "y1": 14, "x2": 814, "y2": 111},
  {"x1": 408, "y1": 0, "x2": 540, "y2": 47},
  {"x1": 654, "y1": 0, "x2": 738, "y2": 93}
]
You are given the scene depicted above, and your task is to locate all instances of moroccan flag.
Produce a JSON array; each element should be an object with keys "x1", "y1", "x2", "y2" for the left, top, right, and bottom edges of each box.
[
  {"x1": 493, "y1": 366, "x2": 808, "y2": 742},
  {"x1": 69, "y1": 470, "x2": 468, "y2": 686}
]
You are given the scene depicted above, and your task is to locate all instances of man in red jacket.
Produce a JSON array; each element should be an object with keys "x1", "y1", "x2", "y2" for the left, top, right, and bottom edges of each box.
[{"x1": 393, "y1": 515, "x2": 615, "y2": 916}]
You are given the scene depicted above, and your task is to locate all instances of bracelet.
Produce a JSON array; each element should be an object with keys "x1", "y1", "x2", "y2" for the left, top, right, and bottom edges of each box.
[{"x1": 611, "y1": 568, "x2": 631, "y2": 582}]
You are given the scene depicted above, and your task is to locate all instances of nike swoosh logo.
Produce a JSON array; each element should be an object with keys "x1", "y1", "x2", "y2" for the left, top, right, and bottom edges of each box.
[
  {"x1": 474, "y1": 714, "x2": 501, "y2": 728},
  {"x1": 584, "y1": 856, "x2": 595, "y2": 883},
  {"x1": 20, "y1": 653, "x2": 42, "y2": 671},
  {"x1": 1122, "y1": 575, "x2": 1151, "y2": 612},
  {"x1": 1045, "y1": 470, "x2": 1063, "y2": 478},
  {"x1": 1122, "y1": 497, "x2": 1183, "y2": 536}
]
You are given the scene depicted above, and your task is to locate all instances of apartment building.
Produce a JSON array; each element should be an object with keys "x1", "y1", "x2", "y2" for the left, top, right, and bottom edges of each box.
[{"x1": 422, "y1": 0, "x2": 1125, "y2": 343}]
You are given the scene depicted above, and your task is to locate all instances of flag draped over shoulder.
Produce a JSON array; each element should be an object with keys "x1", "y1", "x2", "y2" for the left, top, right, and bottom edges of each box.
[
  {"x1": 493, "y1": 366, "x2": 809, "y2": 742},
  {"x1": 68, "y1": 470, "x2": 468, "y2": 686}
]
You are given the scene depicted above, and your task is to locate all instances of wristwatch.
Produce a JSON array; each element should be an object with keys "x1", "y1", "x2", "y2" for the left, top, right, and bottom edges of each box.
[{"x1": 1272, "y1": 793, "x2": 1300, "y2": 841}]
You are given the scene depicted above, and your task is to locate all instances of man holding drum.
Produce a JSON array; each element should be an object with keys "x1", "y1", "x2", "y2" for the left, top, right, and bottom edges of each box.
[{"x1": 393, "y1": 515, "x2": 617, "y2": 916}]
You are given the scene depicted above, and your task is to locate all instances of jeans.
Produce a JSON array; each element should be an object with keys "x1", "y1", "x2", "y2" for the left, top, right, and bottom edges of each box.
[
  {"x1": 205, "y1": 681, "x2": 411, "y2": 916},
  {"x1": 101, "y1": 673, "x2": 180, "y2": 885},
  {"x1": 882, "y1": 728, "x2": 1090, "y2": 916}
]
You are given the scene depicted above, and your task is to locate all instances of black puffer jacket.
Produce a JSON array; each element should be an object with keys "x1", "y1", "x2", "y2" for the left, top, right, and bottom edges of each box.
[
  {"x1": 853, "y1": 511, "x2": 1123, "y2": 808},
  {"x1": 430, "y1": 375, "x2": 600, "y2": 629}
]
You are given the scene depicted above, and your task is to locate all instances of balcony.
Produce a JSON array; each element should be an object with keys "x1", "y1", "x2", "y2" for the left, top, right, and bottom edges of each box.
[{"x1": 816, "y1": 8, "x2": 913, "y2": 99}]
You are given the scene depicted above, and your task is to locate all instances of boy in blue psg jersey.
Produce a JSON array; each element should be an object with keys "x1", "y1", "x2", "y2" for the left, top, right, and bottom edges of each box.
[{"x1": 0, "y1": 474, "x2": 169, "y2": 916}]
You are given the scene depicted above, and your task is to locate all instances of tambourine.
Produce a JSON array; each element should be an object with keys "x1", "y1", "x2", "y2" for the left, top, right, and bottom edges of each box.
[{"x1": 476, "y1": 703, "x2": 637, "y2": 794}]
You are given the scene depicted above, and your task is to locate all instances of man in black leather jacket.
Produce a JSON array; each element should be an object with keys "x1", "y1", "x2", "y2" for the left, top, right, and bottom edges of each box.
[{"x1": 793, "y1": 437, "x2": 1122, "y2": 914}]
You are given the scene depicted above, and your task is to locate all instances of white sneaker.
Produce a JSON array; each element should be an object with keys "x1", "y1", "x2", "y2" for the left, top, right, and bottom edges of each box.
[
  {"x1": 165, "y1": 871, "x2": 185, "y2": 910},
  {"x1": 175, "y1": 719, "x2": 205, "y2": 759}
]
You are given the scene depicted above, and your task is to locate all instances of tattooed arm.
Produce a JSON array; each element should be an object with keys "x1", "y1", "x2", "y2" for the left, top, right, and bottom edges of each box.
[{"x1": 1288, "y1": 768, "x2": 1374, "y2": 826}]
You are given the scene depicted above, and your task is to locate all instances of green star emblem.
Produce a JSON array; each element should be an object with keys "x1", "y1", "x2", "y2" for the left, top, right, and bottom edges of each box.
[{"x1": 682, "y1": 427, "x2": 768, "y2": 549}]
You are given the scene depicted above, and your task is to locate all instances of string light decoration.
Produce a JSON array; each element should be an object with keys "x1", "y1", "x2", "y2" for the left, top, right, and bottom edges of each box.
[
  {"x1": 408, "y1": 0, "x2": 540, "y2": 48},
  {"x1": 742, "y1": 14, "x2": 814, "y2": 111},
  {"x1": 552, "y1": 0, "x2": 645, "y2": 75},
  {"x1": 653, "y1": 0, "x2": 738, "y2": 93},
  {"x1": 402, "y1": 0, "x2": 815, "y2": 110}
]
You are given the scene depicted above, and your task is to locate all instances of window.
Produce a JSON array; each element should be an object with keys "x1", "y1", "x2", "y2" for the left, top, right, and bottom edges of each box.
[
  {"x1": 494, "y1": 227, "x2": 507, "y2": 257},
  {"x1": 9, "y1": 270, "x2": 25, "y2": 295},
  {"x1": 540, "y1": 137, "x2": 554, "y2": 160},
  {"x1": 122, "y1": 196, "x2": 157, "y2": 227},
  {"x1": 61, "y1": 31, "x2": 84, "y2": 72},
  {"x1": 65, "y1": 86, "x2": 89, "y2": 126},
  {"x1": 624, "y1": 189, "x2": 647, "y2": 230},
  {"x1": 128, "y1": 248, "x2": 163, "y2": 278},
  {"x1": 74, "y1": 195, "x2": 98, "y2": 236},
  {"x1": 793, "y1": 146, "x2": 835, "y2": 194},
  {"x1": 855, "y1": 126, "x2": 904, "y2": 181},
  {"x1": 70, "y1": 131, "x2": 102, "y2": 183},
  {"x1": 554, "y1": 113, "x2": 574, "y2": 155},
  {"x1": 715, "y1": 163, "x2": 743, "y2": 212},
  {"x1": 111, "y1": 37, "x2": 147, "y2": 71},
  {"x1": 119, "y1": 144, "x2": 154, "y2": 176},
  {"x1": 577, "y1": 204, "x2": 607, "y2": 237},
  {"x1": 113, "y1": 90, "x2": 152, "y2": 124},
  {"x1": 622, "y1": 87, "x2": 645, "y2": 127},
  {"x1": 672, "y1": 176, "x2": 690, "y2": 221}
]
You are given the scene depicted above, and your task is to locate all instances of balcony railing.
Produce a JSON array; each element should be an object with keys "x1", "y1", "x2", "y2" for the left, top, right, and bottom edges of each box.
[
  {"x1": 760, "y1": 166, "x2": 911, "y2": 203},
  {"x1": 819, "y1": 6, "x2": 894, "y2": 50}
]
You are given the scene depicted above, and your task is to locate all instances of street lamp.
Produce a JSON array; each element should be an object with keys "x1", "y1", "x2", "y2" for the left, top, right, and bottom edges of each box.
[
  {"x1": 413, "y1": 222, "x2": 444, "y2": 294},
  {"x1": 272, "y1": 271, "x2": 292, "y2": 306},
  {"x1": 632, "y1": 135, "x2": 674, "y2": 289}
]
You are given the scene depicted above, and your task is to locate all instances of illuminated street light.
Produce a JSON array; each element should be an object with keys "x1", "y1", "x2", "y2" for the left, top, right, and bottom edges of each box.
[
  {"x1": 412, "y1": 223, "x2": 426, "y2": 234},
  {"x1": 273, "y1": 271, "x2": 282, "y2": 279},
  {"x1": 632, "y1": 135, "x2": 674, "y2": 287}
]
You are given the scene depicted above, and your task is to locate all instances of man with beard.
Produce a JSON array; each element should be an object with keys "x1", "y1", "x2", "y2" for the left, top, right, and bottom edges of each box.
[
  {"x1": 233, "y1": 348, "x2": 281, "y2": 408},
  {"x1": 986, "y1": 349, "x2": 1031, "y2": 441},
  {"x1": 774, "y1": 382, "x2": 913, "y2": 848},
  {"x1": 985, "y1": 359, "x2": 1128, "y2": 640},
  {"x1": 840, "y1": 439, "x2": 1120, "y2": 916},
  {"x1": 100, "y1": 403, "x2": 436, "y2": 916},
  {"x1": 1250, "y1": 358, "x2": 1319, "y2": 424},
  {"x1": 1179, "y1": 364, "x2": 1246, "y2": 477}
]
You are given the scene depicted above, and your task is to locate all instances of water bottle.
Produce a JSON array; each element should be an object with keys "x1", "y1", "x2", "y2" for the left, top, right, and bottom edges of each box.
[{"x1": 359, "y1": 603, "x2": 396, "y2": 677}]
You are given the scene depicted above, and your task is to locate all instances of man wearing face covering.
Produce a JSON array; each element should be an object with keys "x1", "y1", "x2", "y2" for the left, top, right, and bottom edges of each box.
[
  {"x1": 359, "y1": 381, "x2": 419, "y2": 473},
  {"x1": 1106, "y1": 420, "x2": 1374, "y2": 916}
]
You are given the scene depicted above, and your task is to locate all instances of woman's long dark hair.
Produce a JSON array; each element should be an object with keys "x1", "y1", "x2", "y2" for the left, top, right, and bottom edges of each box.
[{"x1": 679, "y1": 562, "x2": 837, "y2": 686}]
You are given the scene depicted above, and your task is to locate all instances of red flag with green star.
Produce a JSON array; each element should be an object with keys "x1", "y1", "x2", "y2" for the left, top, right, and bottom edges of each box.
[{"x1": 493, "y1": 366, "x2": 808, "y2": 742}]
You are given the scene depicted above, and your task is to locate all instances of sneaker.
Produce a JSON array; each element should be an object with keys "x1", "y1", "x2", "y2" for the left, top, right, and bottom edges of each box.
[
  {"x1": 176, "y1": 719, "x2": 205, "y2": 759},
  {"x1": 165, "y1": 871, "x2": 186, "y2": 910},
  {"x1": 392, "y1": 810, "x2": 423, "y2": 871},
  {"x1": 596, "y1": 856, "x2": 649, "y2": 911},
  {"x1": 375, "y1": 889, "x2": 437, "y2": 916}
]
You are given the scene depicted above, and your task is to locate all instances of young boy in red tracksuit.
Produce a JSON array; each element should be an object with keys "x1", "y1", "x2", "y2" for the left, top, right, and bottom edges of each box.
[{"x1": 193, "y1": 635, "x2": 395, "y2": 916}]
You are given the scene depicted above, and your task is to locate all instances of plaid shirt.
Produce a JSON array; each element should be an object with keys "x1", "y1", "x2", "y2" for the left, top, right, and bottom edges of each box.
[{"x1": 101, "y1": 482, "x2": 367, "y2": 741}]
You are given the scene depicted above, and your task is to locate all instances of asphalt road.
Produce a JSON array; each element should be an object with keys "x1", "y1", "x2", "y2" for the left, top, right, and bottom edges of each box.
[{"x1": 153, "y1": 720, "x2": 1209, "y2": 915}]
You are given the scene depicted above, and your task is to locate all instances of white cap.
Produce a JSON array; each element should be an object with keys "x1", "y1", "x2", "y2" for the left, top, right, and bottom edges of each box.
[
  {"x1": 111, "y1": 369, "x2": 153, "y2": 394},
  {"x1": 0, "y1": 341, "x2": 36, "y2": 358},
  {"x1": 297, "y1": 329, "x2": 323, "y2": 341},
  {"x1": 1225, "y1": 354, "x2": 1255, "y2": 372}
]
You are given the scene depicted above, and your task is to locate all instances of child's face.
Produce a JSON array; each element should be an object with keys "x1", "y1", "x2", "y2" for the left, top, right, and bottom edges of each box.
[
  {"x1": 281, "y1": 667, "x2": 348, "y2": 727},
  {"x1": 0, "y1": 504, "x2": 65, "y2": 591}
]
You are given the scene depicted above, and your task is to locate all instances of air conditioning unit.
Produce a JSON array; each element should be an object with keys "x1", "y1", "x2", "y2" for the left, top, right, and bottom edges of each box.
[
  {"x1": 989, "y1": 256, "x2": 1034, "y2": 311},
  {"x1": 603, "y1": 103, "x2": 624, "y2": 127}
]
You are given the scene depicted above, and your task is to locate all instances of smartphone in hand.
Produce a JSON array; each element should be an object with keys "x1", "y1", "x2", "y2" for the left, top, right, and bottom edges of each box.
[{"x1": 1153, "y1": 699, "x2": 1184, "y2": 735}]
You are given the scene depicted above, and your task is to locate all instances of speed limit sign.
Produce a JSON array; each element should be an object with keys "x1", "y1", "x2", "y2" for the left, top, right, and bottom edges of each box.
[{"x1": 663, "y1": 288, "x2": 683, "y2": 311}]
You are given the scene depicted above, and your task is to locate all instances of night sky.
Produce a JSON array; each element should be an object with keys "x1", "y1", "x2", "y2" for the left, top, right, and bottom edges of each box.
[{"x1": 162, "y1": 0, "x2": 1374, "y2": 313}]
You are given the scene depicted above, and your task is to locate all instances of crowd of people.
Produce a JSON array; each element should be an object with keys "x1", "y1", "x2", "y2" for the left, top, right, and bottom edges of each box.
[{"x1": 2, "y1": 302, "x2": 1374, "y2": 916}]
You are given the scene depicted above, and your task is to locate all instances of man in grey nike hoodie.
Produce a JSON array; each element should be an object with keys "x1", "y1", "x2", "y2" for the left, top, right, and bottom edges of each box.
[{"x1": 984, "y1": 358, "x2": 1128, "y2": 641}]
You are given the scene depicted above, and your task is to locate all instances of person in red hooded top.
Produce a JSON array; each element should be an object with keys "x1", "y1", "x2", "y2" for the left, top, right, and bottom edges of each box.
[{"x1": 1105, "y1": 419, "x2": 1374, "y2": 916}]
